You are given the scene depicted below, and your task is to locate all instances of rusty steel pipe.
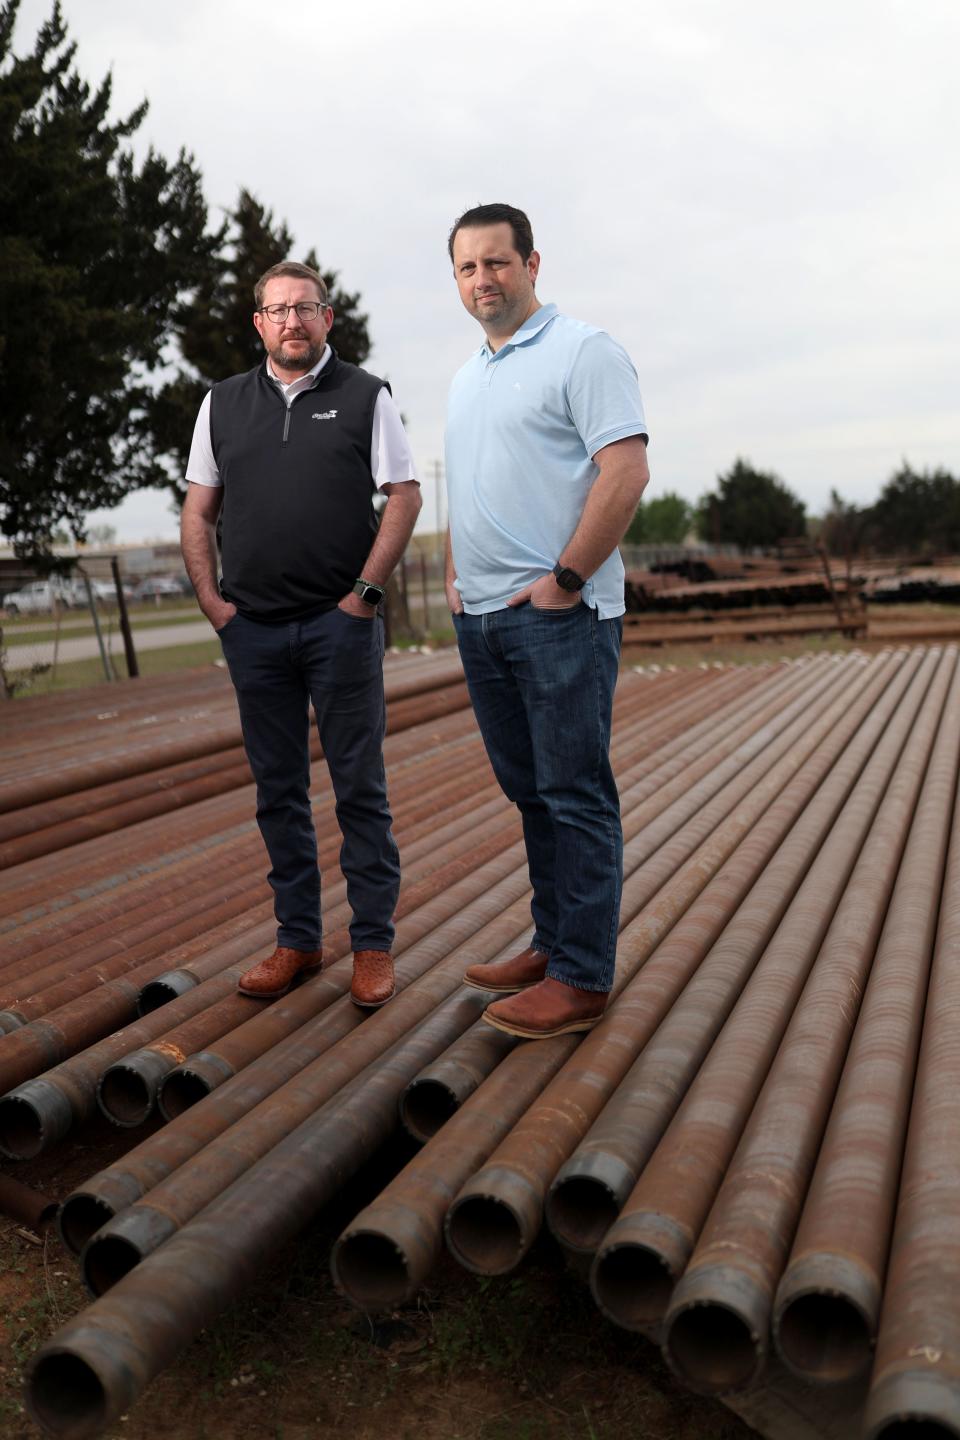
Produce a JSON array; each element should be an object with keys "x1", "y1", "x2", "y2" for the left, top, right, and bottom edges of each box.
[
  {"x1": 57, "y1": 889, "x2": 536, "y2": 1260},
  {"x1": 441, "y1": 654, "x2": 891, "y2": 1277},
  {"x1": 0, "y1": 714, "x2": 483, "y2": 961},
  {"x1": 400, "y1": 652, "x2": 896, "y2": 1255},
  {"x1": 27, "y1": 985, "x2": 504, "y2": 1439},
  {"x1": 103, "y1": 809, "x2": 522, "y2": 1126},
  {"x1": 0, "y1": 957, "x2": 277, "y2": 1158},
  {"x1": 588, "y1": 648, "x2": 941, "y2": 1336},
  {"x1": 400, "y1": 1022, "x2": 517, "y2": 1142},
  {"x1": 328, "y1": 658, "x2": 889, "y2": 1309},
  {"x1": 0, "y1": 704, "x2": 483, "y2": 923},
  {"x1": 772, "y1": 653, "x2": 960, "y2": 1386},
  {"x1": 658, "y1": 650, "x2": 956, "y2": 1396},
  {"x1": 0, "y1": 1171, "x2": 58, "y2": 1230},
  {"x1": 548, "y1": 650, "x2": 914, "y2": 1254},
  {"x1": 0, "y1": 658, "x2": 465, "y2": 823},
  {"x1": 861, "y1": 751, "x2": 960, "y2": 1439},
  {"x1": 74, "y1": 929, "x2": 528, "y2": 1296},
  {"x1": 2, "y1": 816, "x2": 529, "y2": 1154},
  {"x1": 394, "y1": 658, "x2": 862, "y2": 1149}
]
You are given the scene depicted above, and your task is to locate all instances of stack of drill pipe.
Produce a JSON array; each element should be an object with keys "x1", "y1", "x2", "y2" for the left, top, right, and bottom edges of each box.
[
  {"x1": 54, "y1": 658, "x2": 825, "y2": 1229},
  {"x1": 582, "y1": 650, "x2": 949, "y2": 1365},
  {"x1": 0, "y1": 656, "x2": 468, "y2": 866},
  {"x1": 20, "y1": 657, "x2": 904, "y2": 1432},
  {"x1": 0, "y1": 774, "x2": 528, "y2": 1152},
  {"x1": 545, "y1": 654, "x2": 926, "y2": 1270},
  {"x1": 0, "y1": 673, "x2": 473, "y2": 870},
  {"x1": 656, "y1": 648, "x2": 955, "y2": 1397},
  {"x1": 0, "y1": 721, "x2": 497, "y2": 993},
  {"x1": 771, "y1": 653, "x2": 960, "y2": 1387},
  {"x1": 0, "y1": 704, "x2": 483, "y2": 930},
  {"x1": 862, "y1": 751, "x2": 960, "y2": 1438},
  {"x1": 399, "y1": 644, "x2": 910, "y2": 1161},
  {"x1": 45, "y1": 663, "x2": 774, "y2": 1158},
  {"x1": 96, "y1": 795, "x2": 527, "y2": 1129},
  {"x1": 331, "y1": 649, "x2": 910, "y2": 1306},
  {"x1": 0, "y1": 665, "x2": 719, "y2": 1141}
]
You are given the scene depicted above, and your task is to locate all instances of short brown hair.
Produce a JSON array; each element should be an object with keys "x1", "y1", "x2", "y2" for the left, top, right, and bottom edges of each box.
[
  {"x1": 254, "y1": 261, "x2": 329, "y2": 310},
  {"x1": 447, "y1": 204, "x2": 535, "y2": 264}
]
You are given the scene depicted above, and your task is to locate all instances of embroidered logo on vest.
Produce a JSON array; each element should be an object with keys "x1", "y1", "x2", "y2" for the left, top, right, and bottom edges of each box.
[{"x1": 311, "y1": 409, "x2": 339, "y2": 421}]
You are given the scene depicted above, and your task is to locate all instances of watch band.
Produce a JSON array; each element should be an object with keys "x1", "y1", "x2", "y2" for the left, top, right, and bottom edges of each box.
[
  {"x1": 552, "y1": 562, "x2": 586, "y2": 593},
  {"x1": 353, "y1": 578, "x2": 385, "y2": 606}
]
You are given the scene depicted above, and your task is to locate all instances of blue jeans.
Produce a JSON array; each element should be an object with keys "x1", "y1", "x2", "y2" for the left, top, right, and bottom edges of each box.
[
  {"x1": 454, "y1": 602, "x2": 623, "y2": 992},
  {"x1": 218, "y1": 608, "x2": 400, "y2": 953}
]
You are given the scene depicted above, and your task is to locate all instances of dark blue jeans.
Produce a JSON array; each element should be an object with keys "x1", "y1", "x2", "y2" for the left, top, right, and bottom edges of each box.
[
  {"x1": 218, "y1": 607, "x2": 400, "y2": 954},
  {"x1": 454, "y1": 602, "x2": 623, "y2": 993}
]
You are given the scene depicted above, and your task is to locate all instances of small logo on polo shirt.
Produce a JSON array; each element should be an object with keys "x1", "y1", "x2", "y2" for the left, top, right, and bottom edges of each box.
[{"x1": 312, "y1": 409, "x2": 339, "y2": 420}]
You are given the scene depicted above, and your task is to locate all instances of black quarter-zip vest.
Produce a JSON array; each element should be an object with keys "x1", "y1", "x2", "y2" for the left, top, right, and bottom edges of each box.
[{"x1": 209, "y1": 351, "x2": 387, "y2": 621}]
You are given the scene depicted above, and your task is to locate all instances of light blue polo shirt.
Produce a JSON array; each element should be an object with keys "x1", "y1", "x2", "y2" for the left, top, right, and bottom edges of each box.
[{"x1": 445, "y1": 303, "x2": 647, "y2": 619}]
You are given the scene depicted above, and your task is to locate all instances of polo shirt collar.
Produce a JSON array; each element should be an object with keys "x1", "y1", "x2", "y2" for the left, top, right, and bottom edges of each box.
[{"x1": 480, "y1": 303, "x2": 558, "y2": 359}]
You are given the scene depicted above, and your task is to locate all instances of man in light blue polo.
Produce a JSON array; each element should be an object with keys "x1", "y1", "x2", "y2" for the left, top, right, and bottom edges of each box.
[{"x1": 444, "y1": 203, "x2": 649, "y2": 1040}]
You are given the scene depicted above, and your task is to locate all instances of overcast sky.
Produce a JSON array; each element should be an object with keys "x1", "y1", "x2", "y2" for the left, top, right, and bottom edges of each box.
[{"x1": 12, "y1": 0, "x2": 959, "y2": 541}]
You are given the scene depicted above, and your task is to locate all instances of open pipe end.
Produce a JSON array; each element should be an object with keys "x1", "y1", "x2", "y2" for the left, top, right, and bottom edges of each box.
[
  {"x1": 137, "y1": 970, "x2": 195, "y2": 1014},
  {"x1": 664, "y1": 1298, "x2": 763, "y2": 1395},
  {"x1": 445, "y1": 1192, "x2": 525, "y2": 1276},
  {"x1": 547, "y1": 1174, "x2": 620, "y2": 1255},
  {"x1": 331, "y1": 1230, "x2": 414, "y2": 1311},
  {"x1": 158, "y1": 1051, "x2": 234, "y2": 1120},
  {"x1": 864, "y1": 1371, "x2": 960, "y2": 1440},
  {"x1": 591, "y1": 1240, "x2": 676, "y2": 1331},
  {"x1": 58, "y1": 1195, "x2": 116, "y2": 1259},
  {"x1": 775, "y1": 1289, "x2": 874, "y2": 1384},
  {"x1": 81, "y1": 1231, "x2": 142, "y2": 1298},
  {"x1": 96, "y1": 1064, "x2": 156, "y2": 1129},
  {"x1": 27, "y1": 1350, "x2": 109, "y2": 1440},
  {"x1": 399, "y1": 1079, "x2": 459, "y2": 1143},
  {"x1": 0, "y1": 1080, "x2": 73, "y2": 1159}
]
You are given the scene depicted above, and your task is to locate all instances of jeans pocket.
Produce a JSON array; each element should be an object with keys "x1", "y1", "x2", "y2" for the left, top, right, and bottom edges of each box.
[{"x1": 529, "y1": 597, "x2": 583, "y2": 615}]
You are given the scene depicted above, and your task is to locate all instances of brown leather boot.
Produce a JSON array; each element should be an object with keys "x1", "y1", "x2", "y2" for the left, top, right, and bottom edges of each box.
[
  {"x1": 483, "y1": 977, "x2": 608, "y2": 1039},
  {"x1": 238, "y1": 946, "x2": 323, "y2": 998},
  {"x1": 463, "y1": 946, "x2": 549, "y2": 994},
  {"x1": 351, "y1": 950, "x2": 395, "y2": 1008}
]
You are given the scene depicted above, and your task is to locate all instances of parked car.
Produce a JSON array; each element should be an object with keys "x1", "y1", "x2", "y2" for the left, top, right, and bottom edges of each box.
[
  {"x1": 2, "y1": 578, "x2": 86, "y2": 615},
  {"x1": 131, "y1": 575, "x2": 191, "y2": 602}
]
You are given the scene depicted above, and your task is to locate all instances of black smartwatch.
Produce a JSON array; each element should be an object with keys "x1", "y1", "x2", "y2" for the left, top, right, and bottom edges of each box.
[
  {"x1": 552, "y1": 562, "x2": 586, "y2": 593},
  {"x1": 353, "y1": 578, "x2": 385, "y2": 606}
]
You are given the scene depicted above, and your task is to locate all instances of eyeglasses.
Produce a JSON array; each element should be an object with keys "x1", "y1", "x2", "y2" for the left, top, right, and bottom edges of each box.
[{"x1": 258, "y1": 301, "x2": 329, "y2": 324}]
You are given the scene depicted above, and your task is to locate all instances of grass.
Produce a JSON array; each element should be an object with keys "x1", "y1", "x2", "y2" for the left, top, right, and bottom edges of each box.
[{"x1": 3, "y1": 639, "x2": 225, "y2": 697}]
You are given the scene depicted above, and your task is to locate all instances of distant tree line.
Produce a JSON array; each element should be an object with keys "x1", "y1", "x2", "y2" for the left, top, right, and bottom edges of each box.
[
  {"x1": 0, "y1": 1, "x2": 372, "y2": 560},
  {"x1": 625, "y1": 459, "x2": 959, "y2": 558}
]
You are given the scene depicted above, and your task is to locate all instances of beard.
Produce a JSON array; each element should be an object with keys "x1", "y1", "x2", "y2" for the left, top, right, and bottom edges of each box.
[{"x1": 268, "y1": 333, "x2": 326, "y2": 374}]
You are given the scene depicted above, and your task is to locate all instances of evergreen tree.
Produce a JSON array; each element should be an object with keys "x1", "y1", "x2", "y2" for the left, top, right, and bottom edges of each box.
[
  {"x1": 150, "y1": 189, "x2": 373, "y2": 503},
  {"x1": 695, "y1": 458, "x2": 806, "y2": 548},
  {"x1": 0, "y1": 1, "x2": 221, "y2": 560},
  {"x1": 624, "y1": 492, "x2": 691, "y2": 545},
  {"x1": 868, "y1": 463, "x2": 960, "y2": 555}
]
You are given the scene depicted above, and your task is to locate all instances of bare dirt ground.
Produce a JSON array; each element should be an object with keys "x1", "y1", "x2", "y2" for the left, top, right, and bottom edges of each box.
[{"x1": 0, "y1": 1117, "x2": 759, "y2": 1440}]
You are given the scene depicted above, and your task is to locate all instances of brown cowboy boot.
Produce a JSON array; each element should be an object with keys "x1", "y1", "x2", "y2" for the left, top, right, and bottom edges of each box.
[
  {"x1": 351, "y1": 949, "x2": 395, "y2": 1008},
  {"x1": 238, "y1": 946, "x2": 323, "y2": 999},
  {"x1": 483, "y1": 976, "x2": 608, "y2": 1039},
  {"x1": 463, "y1": 946, "x2": 549, "y2": 994}
]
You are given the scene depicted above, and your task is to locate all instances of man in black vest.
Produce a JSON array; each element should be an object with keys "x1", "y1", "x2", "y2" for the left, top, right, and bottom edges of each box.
[{"x1": 181, "y1": 261, "x2": 421, "y2": 1008}]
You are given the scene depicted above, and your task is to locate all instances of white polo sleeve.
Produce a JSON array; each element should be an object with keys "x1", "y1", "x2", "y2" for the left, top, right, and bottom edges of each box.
[
  {"x1": 185, "y1": 391, "x2": 221, "y2": 488},
  {"x1": 371, "y1": 389, "x2": 418, "y2": 490}
]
